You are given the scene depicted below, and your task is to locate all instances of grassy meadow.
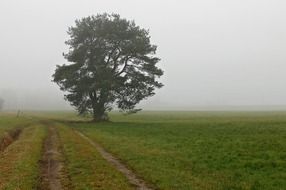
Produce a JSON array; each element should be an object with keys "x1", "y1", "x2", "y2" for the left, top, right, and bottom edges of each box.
[
  {"x1": 0, "y1": 111, "x2": 285, "y2": 189},
  {"x1": 74, "y1": 111, "x2": 286, "y2": 190}
]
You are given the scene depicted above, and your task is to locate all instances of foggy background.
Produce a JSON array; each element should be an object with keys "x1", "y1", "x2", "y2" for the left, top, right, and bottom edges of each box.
[{"x1": 1, "y1": 0, "x2": 286, "y2": 111}]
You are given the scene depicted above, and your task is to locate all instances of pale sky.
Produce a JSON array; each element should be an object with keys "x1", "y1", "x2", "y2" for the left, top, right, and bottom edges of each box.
[{"x1": 1, "y1": 0, "x2": 286, "y2": 110}]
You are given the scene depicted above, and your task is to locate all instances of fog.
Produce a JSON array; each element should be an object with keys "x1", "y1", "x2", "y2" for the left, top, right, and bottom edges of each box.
[{"x1": 1, "y1": 0, "x2": 286, "y2": 110}]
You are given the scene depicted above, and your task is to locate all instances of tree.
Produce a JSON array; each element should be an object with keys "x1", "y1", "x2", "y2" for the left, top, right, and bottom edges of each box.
[
  {"x1": 53, "y1": 13, "x2": 163, "y2": 121},
  {"x1": 0, "y1": 98, "x2": 4, "y2": 111}
]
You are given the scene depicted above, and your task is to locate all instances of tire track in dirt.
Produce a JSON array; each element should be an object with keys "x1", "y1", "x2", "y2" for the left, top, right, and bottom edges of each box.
[
  {"x1": 38, "y1": 124, "x2": 72, "y2": 190},
  {"x1": 75, "y1": 130, "x2": 153, "y2": 190},
  {"x1": 0, "y1": 128, "x2": 22, "y2": 152}
]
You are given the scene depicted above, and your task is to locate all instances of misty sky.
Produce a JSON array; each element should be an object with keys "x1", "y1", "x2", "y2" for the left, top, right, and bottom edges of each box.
[{"x1": 1, "y1": 0, "x2": 286, "y2": 110}]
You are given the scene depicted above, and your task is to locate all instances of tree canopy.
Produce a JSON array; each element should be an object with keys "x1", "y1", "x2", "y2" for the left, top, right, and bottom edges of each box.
[{"x1": 53, "y1": 13, "x2": 163, "y2": 121}]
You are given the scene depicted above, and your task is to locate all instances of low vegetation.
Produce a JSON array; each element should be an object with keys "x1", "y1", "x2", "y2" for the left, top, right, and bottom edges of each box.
[
  {"x1": 0, "y1": 111, "x2": 285, "y2": 190},
  {"x1": 0, "y1": 113, "x2": 32, "y2": 137},
  {"x1": 0, "y1": 124, "x2": 46, "y2": 189},
  {"x1": 57, "y1": 122, "x2": 133, "y2": 189},
  {"x1": 74, "y1": 111, "x2": 286, "y2": 190}
]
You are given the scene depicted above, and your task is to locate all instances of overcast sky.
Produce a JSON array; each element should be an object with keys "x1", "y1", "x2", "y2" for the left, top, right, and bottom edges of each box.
[{"x1": 1, "y1": 0, "x2": 286, "y2": 110}]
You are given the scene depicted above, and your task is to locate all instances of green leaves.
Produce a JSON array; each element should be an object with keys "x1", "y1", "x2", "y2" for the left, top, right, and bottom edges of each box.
[{"x1": 53, "y1": 13, "x2": 164, "y2": 120}]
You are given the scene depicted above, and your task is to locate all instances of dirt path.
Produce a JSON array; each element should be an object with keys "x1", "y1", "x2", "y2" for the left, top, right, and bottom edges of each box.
[
  {"x1": 0, "y1": 128, "x2": 22, "y2": 152},
  {"x1": 39, "y1": 125, "x2": 71, "y2": 190},
  {"x1": 75, "y1": 130, "x2": 153, "y2": 190}
]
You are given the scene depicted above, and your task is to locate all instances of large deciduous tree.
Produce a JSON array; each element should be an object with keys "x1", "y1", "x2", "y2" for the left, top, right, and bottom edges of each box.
[{"x1": 53, "y1": 13, "x2": 163, "y2": 121}]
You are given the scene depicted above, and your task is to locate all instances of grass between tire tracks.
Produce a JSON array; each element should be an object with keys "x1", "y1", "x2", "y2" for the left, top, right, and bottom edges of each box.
[
  {"x1": 56, "y1": 122, "x2": 133, "y2": 190},
  {"x1": 0, "y1": 117, "x2": 140, "y2": 190},
  {"x1": 38, "y1": 123, "x2": 72, "y2": 190}
]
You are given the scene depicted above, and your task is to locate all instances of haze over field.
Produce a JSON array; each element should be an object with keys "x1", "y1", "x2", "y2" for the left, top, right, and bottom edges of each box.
[{"x1": 1, "y1": 0, "x2": 286, "y2": 110}]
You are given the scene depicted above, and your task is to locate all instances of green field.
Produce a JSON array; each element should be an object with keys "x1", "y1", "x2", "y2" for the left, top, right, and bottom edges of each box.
[{"x1": 0, "y1": 111, "x2": 286, "y2": 189}]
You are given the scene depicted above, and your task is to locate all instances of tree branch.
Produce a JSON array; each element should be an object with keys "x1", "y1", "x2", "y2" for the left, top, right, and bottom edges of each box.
[
  {"x1": 112, "y1": 51, "x2": 122, "y2": 72},
  {"x1": 116, "y1": 56, "x2": 130, "y2": 76},
  {"x1": 106, "y1": 42, "x2": 121, "y2": 65},
  {"x1": 106, "y1": 47, "x2": 117, "y2": 64}
]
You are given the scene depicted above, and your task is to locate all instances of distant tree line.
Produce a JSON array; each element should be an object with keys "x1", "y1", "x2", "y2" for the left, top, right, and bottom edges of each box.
[{"x1": 0, "y1": 98, "x2": 4, "y2": 111}]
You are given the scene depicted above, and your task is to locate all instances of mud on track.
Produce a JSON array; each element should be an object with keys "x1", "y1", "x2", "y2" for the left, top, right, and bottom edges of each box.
[
  {"x1": 76, "y1": 130, "x2": 153, "y2": 190},
  {"x1": 0, "y1": 128, "x2": 22, "y2": 152},
  {"x1": 39, "y1": 125, "x2": 71, "y2": 190}
]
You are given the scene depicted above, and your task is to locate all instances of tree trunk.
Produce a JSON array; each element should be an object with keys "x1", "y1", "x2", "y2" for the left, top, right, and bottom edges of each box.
[
  {"x1": 92, "y1": 104, "x2": 109, "y2": 122},
  {"x1": 90, "y1": 89, "x2": 110, "y2": 122}
]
